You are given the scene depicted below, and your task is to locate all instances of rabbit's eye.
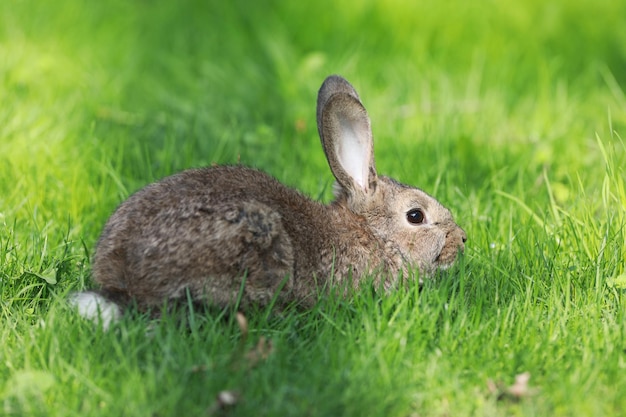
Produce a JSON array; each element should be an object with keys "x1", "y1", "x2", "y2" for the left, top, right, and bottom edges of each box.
[{"x1": 406, "y1": 209, "x2": 425, "y2": 225}]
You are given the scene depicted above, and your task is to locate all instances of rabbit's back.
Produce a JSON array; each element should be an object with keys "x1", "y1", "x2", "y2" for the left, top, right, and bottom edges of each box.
[{"x1": 92, "y1": 166, "x2": 320, "y2": 309}]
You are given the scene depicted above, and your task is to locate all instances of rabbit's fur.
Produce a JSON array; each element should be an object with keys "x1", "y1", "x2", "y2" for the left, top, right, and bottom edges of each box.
[{"x1": 73, "y1": 75, "x2": 466, "y2": 324}]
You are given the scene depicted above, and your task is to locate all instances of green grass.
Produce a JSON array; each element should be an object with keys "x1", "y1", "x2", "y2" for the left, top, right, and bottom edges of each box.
[{"x1": 1, "y1": 0, "x2": 626, "y2": 415}]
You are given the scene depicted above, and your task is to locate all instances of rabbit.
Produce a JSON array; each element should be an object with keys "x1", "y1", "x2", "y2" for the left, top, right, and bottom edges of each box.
[{"x1": 71, "y1": 75, "x2": 466, "y2": 327}]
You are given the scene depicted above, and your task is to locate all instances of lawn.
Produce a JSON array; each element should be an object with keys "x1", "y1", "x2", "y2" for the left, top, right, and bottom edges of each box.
[{"x1": 1, "y1": 0, "x2": 625, "y2": 416}]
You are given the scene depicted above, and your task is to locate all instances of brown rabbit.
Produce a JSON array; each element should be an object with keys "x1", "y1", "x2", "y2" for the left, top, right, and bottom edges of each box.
[{"x1": 71, "y1": 75, "x2": 466, "y2": 327}]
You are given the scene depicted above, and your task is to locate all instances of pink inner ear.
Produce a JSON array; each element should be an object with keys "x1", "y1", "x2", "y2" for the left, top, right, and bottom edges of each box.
[{"x1": 336, "y1": 120, "x2": 371, "y2": 192}]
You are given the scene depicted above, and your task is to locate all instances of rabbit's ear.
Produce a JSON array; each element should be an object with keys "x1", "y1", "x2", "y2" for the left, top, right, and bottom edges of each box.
[{"x1": 317, "y1": 76, "x2": 377, "y2": 196}]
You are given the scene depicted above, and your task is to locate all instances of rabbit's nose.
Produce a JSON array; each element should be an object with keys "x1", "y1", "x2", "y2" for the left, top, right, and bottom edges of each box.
[{"x1": 454, "y1": 228, "x2": 467, "y2": 253}]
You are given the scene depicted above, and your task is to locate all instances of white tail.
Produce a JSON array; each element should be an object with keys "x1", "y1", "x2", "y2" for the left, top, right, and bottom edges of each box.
[{"x1": 69, "y1": 291, "x2": 121, "y2": 330}]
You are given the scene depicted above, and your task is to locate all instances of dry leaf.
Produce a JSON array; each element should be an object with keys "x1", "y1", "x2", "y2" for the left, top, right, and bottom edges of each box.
[
  {"x1": 230, "y1": 312, "x2": 274, "y2": 370},
  {"x1": 189, "y1": 364, "x2": 209, "y2": 373},
  {"x1": 206, "y1": 390, "x2": 240, "y2": 414},
  {"x1": 216, "y1": 390, "x2": 239, "y2": 406},
  {"x1": 245, "y1": 336, "x2": 274, "y2": 368},
  {"x1": 236, "y1": 312, "x2": 249, "y2": 338},
  {"x1": 487, "y1": 371, "x2": 538, "y2": 401},
  {"x1": 508, "y1": 372, "x2": 533, "y2": 398}
]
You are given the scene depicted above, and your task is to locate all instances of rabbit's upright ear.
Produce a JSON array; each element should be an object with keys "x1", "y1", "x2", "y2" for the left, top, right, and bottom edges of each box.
[{"x1": 317, "y1": 76, "x2": 377, "y2": 197}]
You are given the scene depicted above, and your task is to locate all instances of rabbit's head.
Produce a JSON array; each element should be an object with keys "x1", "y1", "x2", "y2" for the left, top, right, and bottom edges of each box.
[{"x1": 317, "y1": 75, "x2": 466, "y2": 275}]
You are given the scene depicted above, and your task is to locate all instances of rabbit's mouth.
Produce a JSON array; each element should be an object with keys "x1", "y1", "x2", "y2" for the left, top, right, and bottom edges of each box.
[
  {"x1": 434, "y1": 244, "x2": 464, "y2": 268},
  {"x1": 433, "y1": 227, "x2": 466, "y2": 268}
]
